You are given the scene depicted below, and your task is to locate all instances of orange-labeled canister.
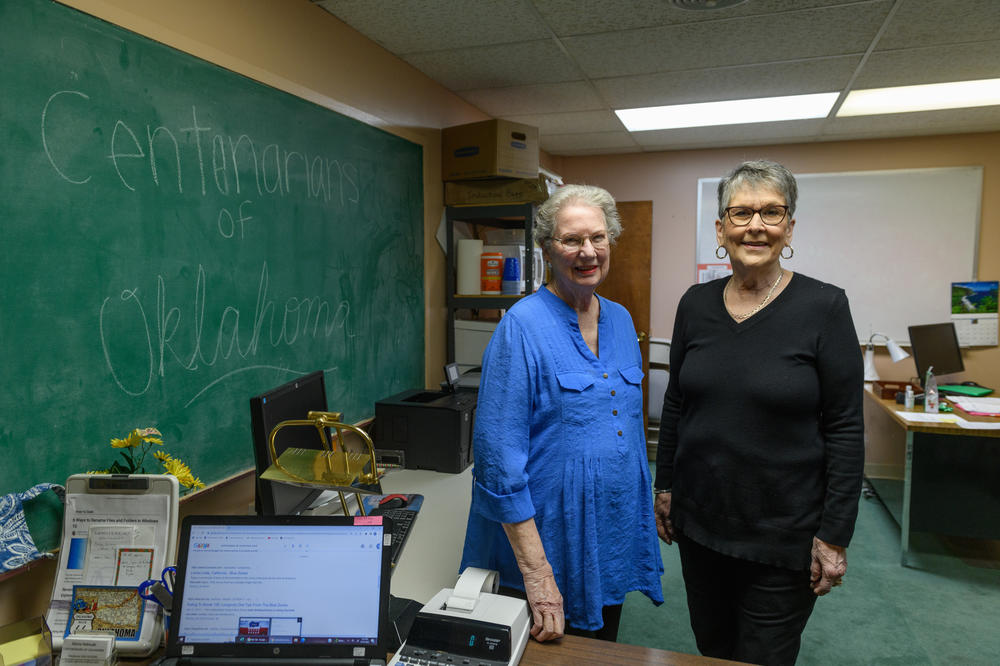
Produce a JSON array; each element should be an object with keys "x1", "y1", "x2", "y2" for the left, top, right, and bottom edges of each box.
[{"x1": 480, "y1": 252, "x2": 504, "y2": 294}]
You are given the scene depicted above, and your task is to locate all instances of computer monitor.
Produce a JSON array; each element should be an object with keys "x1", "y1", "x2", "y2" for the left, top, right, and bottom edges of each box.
[
  {"x1": 907, "y1": 322, "x2": 964, "y2": 386},
  {"x1": 249, "y1": 371, "x2": 330, "y2": 516}
]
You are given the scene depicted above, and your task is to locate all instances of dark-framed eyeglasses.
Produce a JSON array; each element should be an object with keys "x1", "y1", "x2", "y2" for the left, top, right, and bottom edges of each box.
[
  {"x1": 724, "y1": 205, "x2": 789, "y2": 226},
  {"x1": 550, "y1": 233, "x2": 610, "y2": 250}
]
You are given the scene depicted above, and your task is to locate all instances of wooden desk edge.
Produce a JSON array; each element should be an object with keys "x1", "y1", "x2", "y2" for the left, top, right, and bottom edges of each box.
[
  {"x1": 520, "y1": 634, "x2": 742, "y2": 665},
  {"x1": 863, "y1": 387, "x2": 1000, "y2": 438},
  {"x1": 126, "y1": 634, "x2": 737, "y2": 665}
]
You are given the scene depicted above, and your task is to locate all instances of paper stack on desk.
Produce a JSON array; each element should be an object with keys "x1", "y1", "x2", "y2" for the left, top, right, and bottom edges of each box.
[
  {"x1": 947, "y1": 396, "x2": 1000, "y2": 417},
  {"x1": 895, "y1": 409, "x2": 1000, "y2": 430}
]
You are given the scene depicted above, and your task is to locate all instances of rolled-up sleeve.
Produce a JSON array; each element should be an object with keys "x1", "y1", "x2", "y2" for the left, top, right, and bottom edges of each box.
[{"x1": 470, "y1": 315, "x2": 537, "y2": 524}]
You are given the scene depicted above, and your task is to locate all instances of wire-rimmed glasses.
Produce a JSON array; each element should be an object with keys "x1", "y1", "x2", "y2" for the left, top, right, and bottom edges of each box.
[{"x1": 550, "y1": 233, "x2": 610, "y2": 250}]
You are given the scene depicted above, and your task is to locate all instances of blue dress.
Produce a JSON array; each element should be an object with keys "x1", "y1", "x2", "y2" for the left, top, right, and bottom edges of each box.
[{"x1": 459, "y1": 287, "x2": 664, "y2": 631}]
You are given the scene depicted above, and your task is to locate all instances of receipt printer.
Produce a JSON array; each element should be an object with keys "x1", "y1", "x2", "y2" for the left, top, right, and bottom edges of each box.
[
  {"x1": 387, "y1": 568, "x2": 530, "y2": 666},
  {"x1": 375, "y1": 389, "x2": 476, "y2": 473}
]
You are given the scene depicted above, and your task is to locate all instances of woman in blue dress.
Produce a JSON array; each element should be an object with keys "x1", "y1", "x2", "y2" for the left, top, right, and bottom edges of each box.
[{"x1": 460, "y1": 185, "x2": 663, "y2": 642}]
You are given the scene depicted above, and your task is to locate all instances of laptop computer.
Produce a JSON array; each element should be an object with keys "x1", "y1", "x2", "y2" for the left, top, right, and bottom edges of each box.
[{"x1": 160, "y1": 514, "x2": 393, "y2": 665}]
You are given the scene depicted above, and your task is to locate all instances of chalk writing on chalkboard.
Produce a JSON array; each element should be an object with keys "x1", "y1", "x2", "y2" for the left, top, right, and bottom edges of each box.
[{"x1": 2, "y1": 0, "x2": 424, "y2": 552}]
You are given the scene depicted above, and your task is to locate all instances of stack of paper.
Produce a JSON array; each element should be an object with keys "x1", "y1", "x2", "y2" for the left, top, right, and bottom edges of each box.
[{"x1": 947, "y1": 396, "x2": 1000, "y2": 416}]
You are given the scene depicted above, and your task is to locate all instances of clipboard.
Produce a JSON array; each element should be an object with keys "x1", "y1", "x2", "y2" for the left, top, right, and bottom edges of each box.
[{"x1": 45, "y1": 474, "x2": 179, "y2": 657}]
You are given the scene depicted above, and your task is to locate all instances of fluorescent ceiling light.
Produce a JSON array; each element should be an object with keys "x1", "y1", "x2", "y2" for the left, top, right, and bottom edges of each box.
[
  {"x1": 615, "y1": 93, "x2": 838, "y2": 131},
  {"x1": 838, "y1": 78, "x2": 1000, "y2": 117}
]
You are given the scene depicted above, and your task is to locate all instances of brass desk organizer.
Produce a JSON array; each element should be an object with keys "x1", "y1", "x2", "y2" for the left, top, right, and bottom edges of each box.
[{"x1": 260, "y1": 410, "x2": 380, "y2": 515}]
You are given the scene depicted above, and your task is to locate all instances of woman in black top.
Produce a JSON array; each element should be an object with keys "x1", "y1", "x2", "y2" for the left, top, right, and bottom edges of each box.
[{"x1": 655, "y1": 160, "x2": 864, "y2": 665}]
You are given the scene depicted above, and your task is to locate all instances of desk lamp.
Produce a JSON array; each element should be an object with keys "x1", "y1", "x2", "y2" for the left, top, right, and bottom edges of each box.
[
  {"x1": 863, "y1": 333, "x2": 910, "y2": 382},
  {"x1": 261, "y1": 411, "x2": 381, "y2": 515}
]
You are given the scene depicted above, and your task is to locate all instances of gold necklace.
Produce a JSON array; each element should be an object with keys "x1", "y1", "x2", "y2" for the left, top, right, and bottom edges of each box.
[{"x1": 725, "y1": 269, "x2": 783, "y2": 321}]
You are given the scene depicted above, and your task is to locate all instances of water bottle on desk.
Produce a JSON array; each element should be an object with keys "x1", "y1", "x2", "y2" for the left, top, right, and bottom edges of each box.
[{"x1": 924, "y1": 366, "x2": 939, "y2": 413}]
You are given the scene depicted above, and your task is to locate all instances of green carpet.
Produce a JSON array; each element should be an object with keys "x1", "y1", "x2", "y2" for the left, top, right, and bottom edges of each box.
[{"x1": 619, "y1": 492, "x2": 1000, "y2": 664}]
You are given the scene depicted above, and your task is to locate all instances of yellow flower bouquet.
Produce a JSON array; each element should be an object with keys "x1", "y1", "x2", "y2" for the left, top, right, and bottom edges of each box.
[{"x1": 92, "y1": 427, "x2": 205, "y2": 491}]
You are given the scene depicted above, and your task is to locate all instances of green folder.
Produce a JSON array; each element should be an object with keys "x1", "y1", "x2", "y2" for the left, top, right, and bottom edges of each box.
[{"x1": 938, "y1": 384, "x2": 994, "y2": 397}]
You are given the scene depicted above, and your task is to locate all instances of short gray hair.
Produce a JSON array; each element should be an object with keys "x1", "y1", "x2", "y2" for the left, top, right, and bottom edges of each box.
[
  {"x1": 717, "y1": 160, "x2": 798, "y2": 219},
  {"x1": 534, "y1": 184, "x2": 623, "y2": 248}
]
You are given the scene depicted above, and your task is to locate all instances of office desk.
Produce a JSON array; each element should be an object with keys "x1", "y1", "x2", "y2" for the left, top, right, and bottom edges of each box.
[
  {"x1": 126, "y1": 468, "x2": 734, "y2": 665},
  {"x1": 305, "y1": 466, "x2": 473, "y2": 602},
  {"x1": 379, "y1": 466, "x2": 474, "y2": 603},
  {"x1": 863, "y1": 389, "x2": 1000, "y2": 565}
]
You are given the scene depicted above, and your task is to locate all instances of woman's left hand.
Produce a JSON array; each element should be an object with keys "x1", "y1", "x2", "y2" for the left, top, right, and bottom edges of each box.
[
  {"x1": 810, "y1": 536, "x2": 847, "y2": 595},
  {"x1": 654, "y1": 492, "x2": 674, "y2": 544}
]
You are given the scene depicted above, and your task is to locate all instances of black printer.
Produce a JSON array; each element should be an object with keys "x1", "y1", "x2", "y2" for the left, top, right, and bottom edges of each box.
[{"x1": 375, "y1": 384, "x2": 476, "y2": 474}]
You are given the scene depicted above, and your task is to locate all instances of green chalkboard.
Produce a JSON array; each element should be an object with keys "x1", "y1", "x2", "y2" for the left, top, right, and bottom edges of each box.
[{"x1": 0, "y1": 0, "x2": 424, "y2": 552}]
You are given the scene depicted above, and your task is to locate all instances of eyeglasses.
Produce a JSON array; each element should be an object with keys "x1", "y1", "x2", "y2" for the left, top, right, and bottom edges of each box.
[
  {"x1": 724, "y1": 205, "x2": 789, "y2": 226},
  {"x1": 550, "y1": 233, "x2": 610, "y2": 250}
]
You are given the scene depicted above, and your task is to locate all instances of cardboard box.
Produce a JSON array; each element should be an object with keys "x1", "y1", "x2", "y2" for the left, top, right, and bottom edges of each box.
[
  {"x1": 445, "y1": 174, "x2": 558, "y2": 205},
  {"x1": 442, "y1": 119, "x2": 539, "y2": 181}
]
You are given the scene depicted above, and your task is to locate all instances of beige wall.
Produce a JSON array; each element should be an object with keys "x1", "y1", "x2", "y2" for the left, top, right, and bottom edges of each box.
[
  {"x1": 551, "y1": 132, "x2": 1000, "y2": 384},
  {"x1": 58, "y1": 0, "x2": 490, "y2": 391}
]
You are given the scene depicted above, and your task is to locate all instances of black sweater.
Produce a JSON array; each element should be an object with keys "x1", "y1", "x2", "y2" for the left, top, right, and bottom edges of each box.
[{"x1": 655, "y1": 273, "x2": 864, "y2": 570}]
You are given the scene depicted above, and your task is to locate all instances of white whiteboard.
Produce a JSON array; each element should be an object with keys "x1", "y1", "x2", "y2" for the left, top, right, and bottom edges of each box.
[{"x1": 696, "y1": 167, "x2": 982, "y2": 345}]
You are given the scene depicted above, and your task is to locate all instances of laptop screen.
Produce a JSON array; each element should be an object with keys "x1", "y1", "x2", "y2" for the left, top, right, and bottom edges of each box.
[{"x1": 169, "y1": 515, "x2": 392, "y2": 661}]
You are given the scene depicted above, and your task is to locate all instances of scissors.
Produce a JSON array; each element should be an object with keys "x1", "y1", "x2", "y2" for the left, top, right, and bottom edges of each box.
[{"x1": 138, "y1": 565, "x2": 176, "y2": 611}]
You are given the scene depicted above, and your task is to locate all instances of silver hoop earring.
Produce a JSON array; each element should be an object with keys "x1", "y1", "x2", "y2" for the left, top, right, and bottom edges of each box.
[
  {"x1": 781, "y1": 245, "x2": 794, "y2": 260},
  {"x1": 715, "y1": 246, "x2": 728, "y2": 260}
]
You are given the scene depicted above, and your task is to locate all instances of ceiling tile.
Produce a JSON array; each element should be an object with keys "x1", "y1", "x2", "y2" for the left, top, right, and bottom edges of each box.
[
  {"x1": 822, "y1": 106, "x2": 1000, "y2": 138},
  {"x1": 541, "y1": 131, "x2": 640, "y2": 154},
  {"x1": 403, "y1": 39, "x2": 579, "y2": 90},
  {"x1": 459, "y1": 81, "x2": 605, "y2": 116},
  {"x1": 854, "y1": 41, "x2": 1000, "y2": 89},
  {"x1": 532, "y1": 0, "x2": 868, "y2": 36},
  {"x1": 312, "y1": 0, "x2": 1000, "y2": 155},
  {"x1": 596, "y1": 56, "x2": 861, "y2": 108},
  {"x1": 552, "y1": 144, "x2": 645, "y2": 156},
  {"x1": 876, "y1": 0, "x2": 1000, "y2": 50},
  {"x1": 630, "y1": 119, "x2": 828, "y2": 151},
  {"x1": 502, "y1": 110, "x2": 625, "y2": 134},
  {"x1": 562, "y1": 3, "x2": 893, "y2": 79},
  {"x1": 314, "y1": 0, "x2": 550, "y2": 53}
]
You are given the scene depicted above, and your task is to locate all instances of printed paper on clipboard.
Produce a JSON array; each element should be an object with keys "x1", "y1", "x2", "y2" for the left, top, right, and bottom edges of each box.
[{"x1": 46, "y1": 474, "x2": 178, "y2": 657}]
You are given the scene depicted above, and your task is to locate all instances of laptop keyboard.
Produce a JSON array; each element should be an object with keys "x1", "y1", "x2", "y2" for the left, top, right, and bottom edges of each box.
[{"x1": 380, "y1": 508, "x2": 417, "y2": 567}]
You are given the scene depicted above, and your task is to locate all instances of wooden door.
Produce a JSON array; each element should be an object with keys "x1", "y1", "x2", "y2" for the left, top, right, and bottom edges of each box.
[{"x1": 597, "y1": 201, "x2": 653, "y2": 456}]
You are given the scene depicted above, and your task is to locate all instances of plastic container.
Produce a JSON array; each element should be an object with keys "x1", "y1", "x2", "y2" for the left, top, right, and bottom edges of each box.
[
  {"x1": 904, "y1": 384, "x2": 915, "y2": 410},
  {"x1": 480, "y1": 252, "x2": 504, "y2": 294},
  {"x1": 924, "y1": 366, "x2": 939, "y2": 413},
  {"x1": 501, "y1": 256, "x2": 521, "y2": 294}
]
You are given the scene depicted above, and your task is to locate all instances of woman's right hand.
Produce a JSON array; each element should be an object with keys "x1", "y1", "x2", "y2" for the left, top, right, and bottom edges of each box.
[
  {"x1": 521, "y1": 563, "x2": 564, "y2": 642},
  {"x1": 654, "y1": 492, "x2": 674, "y2": 544}
]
